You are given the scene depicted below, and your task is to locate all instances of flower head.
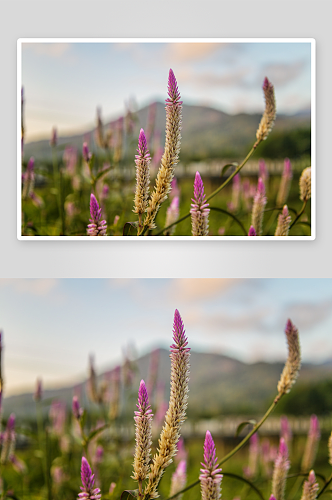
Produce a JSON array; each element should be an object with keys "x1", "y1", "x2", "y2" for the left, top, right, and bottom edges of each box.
[
  {"x1": 144, "y1": 69, "x2": 182, "y2": 230},
  {"x1": 83, "y1": 142, "x2": 92, "y2": 163},
  {"x1": 300, "y1": 167, "x2": 311, "y2": 202},
  {"x1": 164, "y1": 196, "x2": 180, "y2": 236},
  {"x1": 328, "y1": 432, "x2": 332, "y2": 466},
  {"x1": 251, "y1": 177, "x2": 267, "y2": 236},
  {"x1": 87, "y1": 194, "x2": 107, "y2": 236},
  {"x1": 190, "y1": 172, "x2": 210, "y2": 236},
  {"x1": 248, "y1": 225, "x2": 256, "y2": 236},
  {"x1": 133, "y1": 128, "x2": 151, "y2": 217},
  {"x1": 277, "y1": 158, "x2": 293, "y2": 207},
  {"x1": 170, "y1": 460, "x2": 187, "y2": 500},
  {"x1": 144, "y1": 310, "x2": 190, "y2": 499},
  {"x1": 73, "y1": 396, "x2": 84, "y2": 420},
  {"x1": 271, "y1": 438, "x2": 290, "y2": 500},
  {"x1": 34, "y1": 378, "x2": 43, "y2": 402},
  {"x1": 300, "y1": 470, "x2": 319, "y2": 500},
  {"x1": 200, "y1": 431, "x2": 222, "y2": 500},
  {"x1": 255, "y1": 77, "x2": 276, "y2": 146},
  {"x1": 1, "y1": 413, "x2": 16, "y2": 464},
  {"x1": 78, "y1": 457, "x2": 101, "y2": 500},
  {"x1": 301, "y1": 415, "x2": 321, "y2": 472},
  {"x1": 280, "y1": 416, "x2": 292, "y2": 448},
  {"x1": 50, "y1": 127, "x2": 57, "y2": 147},
  {"x1": 277, "y1": 319, "x2": 301, "y2": 397},
  {"x1": 275, "y1": 206, "x2": 291, "y2": 236}
]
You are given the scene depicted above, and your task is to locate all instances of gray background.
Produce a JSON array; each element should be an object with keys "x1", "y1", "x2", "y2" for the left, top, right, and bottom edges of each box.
[{"x1": 1, "y1": 0, "x2": 328, "y2": 278}]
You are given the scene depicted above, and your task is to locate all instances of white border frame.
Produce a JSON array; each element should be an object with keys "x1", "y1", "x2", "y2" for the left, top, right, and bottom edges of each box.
[{"x1": 17, "y1": 38, "x2": 316, "y2": 241}]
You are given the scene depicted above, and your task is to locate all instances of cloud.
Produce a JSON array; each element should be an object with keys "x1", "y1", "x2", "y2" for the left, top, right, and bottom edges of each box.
[
  {"x1": 168, "y1": 278, "x2": 241, "y2": 302},
  {"x1": 195, "y1": 68, "x2": 252, "y2": 88},
  {"x1": 0, "y1": 279, "x2": 59, "y2": 296},
  {"x1": 23, "y1": 42, "x2": 71, "y2": 58},
  {"x1": 164, "y1": 43, "x2": 221, "y2": 63},
  {"x1": 261, "y1": 61, "x2": 306, "y2": 87},
  {"x1": 283, "y1": 301, "x2": 332, "y2": 331}
]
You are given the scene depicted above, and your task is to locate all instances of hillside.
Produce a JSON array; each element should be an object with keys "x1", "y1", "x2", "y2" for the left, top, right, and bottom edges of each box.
[
  {"x1": 23, "y1": 102, "x2": 311, "y2": 163},
  {"x1": 4, "y1": 348, "x2": 331, "y2": 420}
]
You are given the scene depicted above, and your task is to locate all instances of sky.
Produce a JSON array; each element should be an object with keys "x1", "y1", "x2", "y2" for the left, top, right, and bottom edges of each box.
[
  {"x1": 21, "y1": 40, "x2": 312, "y2": 142},
  {"x1": 0, "y1": 278, "x2": 331, "y2": 396}
]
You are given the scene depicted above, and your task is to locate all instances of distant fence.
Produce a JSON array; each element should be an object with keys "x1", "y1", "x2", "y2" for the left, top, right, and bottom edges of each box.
[
  {"x1": 114, "y1": 158, "x2": 310, "y2": 181},
  {"x1": 97, "y1": 415, "x2": 331, "y2": 441}
]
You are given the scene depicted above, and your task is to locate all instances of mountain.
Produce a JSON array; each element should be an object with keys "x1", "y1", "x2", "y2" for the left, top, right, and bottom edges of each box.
[
  {"x1": 23, "y1": 102, "x2": 311, "y2": 163},
  {"x1": 3, "y1": 349, "x2": 331, "y2": 420}
]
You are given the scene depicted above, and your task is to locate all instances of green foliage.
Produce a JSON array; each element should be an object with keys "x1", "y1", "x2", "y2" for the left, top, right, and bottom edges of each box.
[
  {"x1": 257, "y1": 128, "x2": 311, "y2": 159},
  {"x1": 275, "y1": 379, "x2": 332, "y2": 415}
]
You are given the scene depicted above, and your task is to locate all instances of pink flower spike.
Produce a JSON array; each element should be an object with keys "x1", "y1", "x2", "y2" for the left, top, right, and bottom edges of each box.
[
  {"x1": 166, "y1": 69, "x2": 182, "y2": 107},
  {"x1": 248, "y1": 226, "x2": 256, "y2": 236},
  {"x1": 79, "y1": 457, "x2": 101, "y2": 500},
  {"x1": 83, "y1": 142, "x2": 92, "y2": 163},
  {"x1": 170, "y1": 309, "x2": 190, "y2": 353},
  {"x1": 190, "y1": 172, "x2": 210, "y2": 236},
  {"x1": 200, "y1": 431, "x2": 222, "y2": 500},
  {"x1": 72, "y1": 396, "x2": 83, "y2": 420},
  {"x1": 87, "y1": 194, "x2": 107, "y2": 236}
]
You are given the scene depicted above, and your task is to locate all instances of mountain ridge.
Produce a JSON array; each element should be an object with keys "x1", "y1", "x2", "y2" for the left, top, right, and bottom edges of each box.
[{"x1": 4, "y1": 348, "x2": 330, "y2": 419}]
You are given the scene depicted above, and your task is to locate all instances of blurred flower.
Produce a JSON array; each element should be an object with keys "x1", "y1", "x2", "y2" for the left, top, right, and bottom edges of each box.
[
  {"x1": 63, "y1": 146, "x2": 78, "y2": 176},
  {"x1": 275, "y1": 206, "x2": 291, "y2": 236},
  {"x1": 300, "y1": 167, "x2": 311, "y2": 202},
  {"x1": 164, "y1": 196, "x2": 179, "y2": 236},
  {"x1": 132, "y1": 380, "x2": 153, "y2": 483},
  {"x1": 251, "y1": 177, "x2": 267, "y2": 236},
  {"x1": 170, "y1": 459, "x2": 187, "y2": 500},
  {"x1": 72, "y1": 396, "x2": 84, "y2": 420},
  {"x1": 277, "y1": 159, "x2": 292, "y2": 207},
  {"x1": 300, "y1": 470, "x2": 319, "y2": 500},
  {"x1": 255, "y1": 77, "x2": 276, "y2": 147},
  {"x1": 50, "y1": 127, "x2": 57, "y2": 147},
  {"x1": 271, "y1": 438, "x2": 290, "y2": 500},
  {"x1": 34, "y1": 378, "x2": 42, "y2": 402},
  {"x1": 190, "y1": 172, "x2": 210, "y2": 236},
  {"x1": 277, "y1": 319, "x2": 301, "y2": 398},
  {"x1": 83, "y1": 142, "x2": 92, "y2": 163},
  {"x1": 302, "y1": 415, "x2": 320, "y2": 472},
  {"x1": 1, "y1": 414, "x2": 16, "y2": 464},
  {"x1": 49, "y1": 400, "x2": 66, "y2": 436},
  {"x1": 133, "y1": 128, "x2": 151, "y2": 219}
]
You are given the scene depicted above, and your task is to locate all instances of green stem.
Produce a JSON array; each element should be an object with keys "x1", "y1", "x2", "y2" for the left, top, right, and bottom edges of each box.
[
  {"x1": 317, "y1": 473, "x2": 332, "y2": 498},
  {"x1": 289, "y1": 200, "x2": 307, "y2": 229},
  {"x1": 52, "y1": 147, "x2": 61, "y2": 219},
  {"x1": 36, "y1": 402, "x2": 48, "y2": 494},
  {"x1": 217, "y1": 396, "x2": 280, "y2": 467},
  {"x1": 209, "y1": 207, "x2": 247, "y2": 236},
  {"x1": 221, "y1": 472, "x2": 265, "y2": 500},
  {"x1": 152, "y1": 143, "x2": 257, "y2": 236},
  {"x1": 44, "y1": 427, "x2": 52, "y2": 500},
  {"x1": 206, "y1": 145, "x2": 256, "y2": 204},
  {"x1": 164, "y1": 394, "x2": 282, "y2": 500},
  {"x1": 59, "y1": 168, "x2": 65, "y2": 236}
]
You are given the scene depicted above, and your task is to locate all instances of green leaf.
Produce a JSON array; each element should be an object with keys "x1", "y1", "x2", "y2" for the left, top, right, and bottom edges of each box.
[
  {"x1": 120, "y1": 490, "x2": 139, "y2": 500},
  {"x1": 235, "y1": 420, "x2": 257, "y2": 437},
  {"x1": 87, "y1": 423, "x2": 109, "y2": 442},
  {"x1": 222, "y1": 472, "x2": 264, "y2": 500},
  {"x1": 95, "y1": 166, "x2": 112, "y2": 182},
  {"x1": 123, "y1": 222, "x2": 138, "y2": 236},
  {"x1": 220, "y1": 163, "x2": 238, "y2": 178},
  {"x1": 209, "y1": 206, "x2": 247, "y2": 236}
]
